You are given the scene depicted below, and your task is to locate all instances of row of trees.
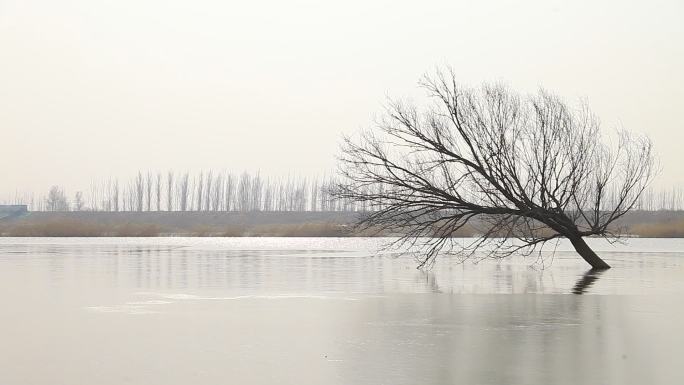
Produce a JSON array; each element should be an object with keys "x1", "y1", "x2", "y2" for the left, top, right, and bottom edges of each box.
[
  {"x1": 2, "y1": 170, "x2": 683, "y2": 213},
  {"x1": 3, "y1": 171, "x2": 373, "y2": 212}
]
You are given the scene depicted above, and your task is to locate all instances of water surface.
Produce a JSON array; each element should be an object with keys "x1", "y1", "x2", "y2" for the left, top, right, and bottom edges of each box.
[{"x1": 1, "y1": 237, "x2": 683, "y2": 385}]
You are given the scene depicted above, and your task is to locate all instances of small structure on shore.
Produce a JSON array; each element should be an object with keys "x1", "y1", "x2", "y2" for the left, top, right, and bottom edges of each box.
[{"x1": 0, "y1": 205, "x2": 28, "y2": 219}]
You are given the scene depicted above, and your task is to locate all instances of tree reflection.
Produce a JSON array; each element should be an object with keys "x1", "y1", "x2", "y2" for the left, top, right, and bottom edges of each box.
[{"x1": 572, "y1": 269, "x2": 606, "y2": 294}]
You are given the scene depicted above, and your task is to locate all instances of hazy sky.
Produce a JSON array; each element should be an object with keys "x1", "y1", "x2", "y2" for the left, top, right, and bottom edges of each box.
[{"x1": 1, "y1": 0, "x2": 683, "y2": 197}]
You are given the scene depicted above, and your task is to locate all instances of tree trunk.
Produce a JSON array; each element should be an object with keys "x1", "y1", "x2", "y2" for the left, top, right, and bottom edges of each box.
[{"x1": 569, "y1": 236, "x2": 611, "y2": 269}]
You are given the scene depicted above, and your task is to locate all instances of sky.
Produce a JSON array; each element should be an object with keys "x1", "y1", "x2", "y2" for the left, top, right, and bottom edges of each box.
[{"x1": 1, "y1": 0, "x2": 683, "y2": 197}]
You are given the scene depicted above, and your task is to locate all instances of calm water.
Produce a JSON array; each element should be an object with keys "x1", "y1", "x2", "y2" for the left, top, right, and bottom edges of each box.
[{"x1": 1, "y1": 237, "x2": 683, "y2": 385}]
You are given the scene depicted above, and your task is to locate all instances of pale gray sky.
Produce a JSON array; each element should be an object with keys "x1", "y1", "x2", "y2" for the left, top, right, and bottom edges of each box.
[{"x1": 1, "y1": 0, "x2": 683, "y2": 197}]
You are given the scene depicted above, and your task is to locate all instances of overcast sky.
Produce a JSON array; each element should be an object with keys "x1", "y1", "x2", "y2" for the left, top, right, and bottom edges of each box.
[{"x1": 1, "y1": 0, "x2": 683, "y2": 197}]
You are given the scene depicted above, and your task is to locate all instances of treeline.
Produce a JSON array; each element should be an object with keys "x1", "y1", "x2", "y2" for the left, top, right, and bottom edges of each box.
[
  {"x1": 3, "y1": 170, "x2": 684, "y2": 212},
  {"x1": 633, "y1": 188, "x2": 684, "y2": 212},
  {"x1": 5, "y1": 171, "x2": 371, "y2": 212}
]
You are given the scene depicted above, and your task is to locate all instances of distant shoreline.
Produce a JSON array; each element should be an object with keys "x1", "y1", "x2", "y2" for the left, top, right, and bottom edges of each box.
[
  {"x1": 1, "y1": 210, "x2": 683, "y2": 238},
  {"x1": 0, "y1": 211, "x2": 361, "y2": 237}
]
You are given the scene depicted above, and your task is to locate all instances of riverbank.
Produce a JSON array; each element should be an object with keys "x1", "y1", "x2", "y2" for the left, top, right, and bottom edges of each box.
[
  {"x1": 0, "y1": 211, "x2": 361, "y2": 237},
  {"x1": 0, "y1": 210, "x2": 683, "y2": 237}
]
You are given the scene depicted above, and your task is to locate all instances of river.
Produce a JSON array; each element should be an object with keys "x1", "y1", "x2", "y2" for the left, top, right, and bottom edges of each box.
[{"x1": 1, "y1": 237, "x2": 682, "y2": 384}]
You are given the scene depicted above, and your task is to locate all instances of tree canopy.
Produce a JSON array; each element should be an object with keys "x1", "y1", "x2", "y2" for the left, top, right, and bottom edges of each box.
[{"x1": 335, "y1": 69, "x2": 655, "y2": 269}]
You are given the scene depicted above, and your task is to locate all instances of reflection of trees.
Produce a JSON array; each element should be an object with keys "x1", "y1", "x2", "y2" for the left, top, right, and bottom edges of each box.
[
  {"x1": 572, "y1": 269, "x2": 605, "y2": 295},
  {"x1": 45, "y1": 247, "x2": 424, "y2": 293},
  {"x1": 15, "y1": 244, "x2": 621, "y2": 296},
  {"x1": 49, "y1": 248, "x2": 452, "y2": 294}
]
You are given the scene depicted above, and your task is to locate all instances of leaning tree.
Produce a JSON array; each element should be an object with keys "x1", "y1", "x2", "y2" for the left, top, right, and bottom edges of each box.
[{"x1": 335, "y1": 70, "x2": 655, "y2": 269}]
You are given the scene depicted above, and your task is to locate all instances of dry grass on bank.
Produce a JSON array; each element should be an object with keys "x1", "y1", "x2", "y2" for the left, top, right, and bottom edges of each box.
[
  {"x1": 628, "y1": 219, "x2": 684, "y2": 238},
  {"x1": 0, "y1": 220, "x2": 163, "y2": 237},
  {"x1": 179, "y1": 223, "x2": 351, "y2": 237},
  {"x1": 2, "y1": 212, "x2": 684, "y2": 238},
  {"x1": 0, "y1": 220, "x2": 352, "y2": 237},
  {"x1": 236, "y1": 223, "x2": 351, "y2": 237}
]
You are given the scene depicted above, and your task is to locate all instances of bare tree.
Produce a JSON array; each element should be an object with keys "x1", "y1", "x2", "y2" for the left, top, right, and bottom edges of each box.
[
  {"x1": 46, "y1": 186, "x2": 70, "y2": 212},
  {"x1": 211, "y1": 173, "x2": 223, "y2": 211},
  {"x1": 310, "y1": 178, "x2": 319, "y2": 211},
  {"x1": 74, "y1": 191, "x2": 85, "y2": 211},
  {"x1": 335, "y1": 71, "x2": 655, "y2": 269},
  {"x1": 237, "y1": 172, "x2": 251, "y2": 212},
  {"x1": 204, "y1": 171, "x2": 213, "y2": 211},
  {"x1": 178, "y1": 173, "x2": 190, "y2": 211},
  {"x1": 155, "y1": 173, "x2": 162, "y2": 211},
  {"x1": 88, "y1": 182, "x2": 99, "y2": 211},
  {"x1": 135, "y1": 172, "x2": 144, "y2": 212},
  {"x1": 196, "y1": 172, "x2": 204, "y2": 211},
  {"x1": 263, "y1": 177, "x2": 273, "y2": 211},
  {"x1": 145, "y1": 172, "x2": 153, "y2": 211},
  {"x1": 276, "y1": 178, "x2": 286, "y2": 211},
  {"x1": 166, "y1": 171, "x2": 174, "y2": 211},
  {"x1": 224, "y1": 173, "x2": 235, "y2": 211},
  {"x1": 251, "y1": 172, "x2": 263, "y2": 211},
  {"x1": 112, "y1": 179, "x2": 119, "y2": 212}
]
